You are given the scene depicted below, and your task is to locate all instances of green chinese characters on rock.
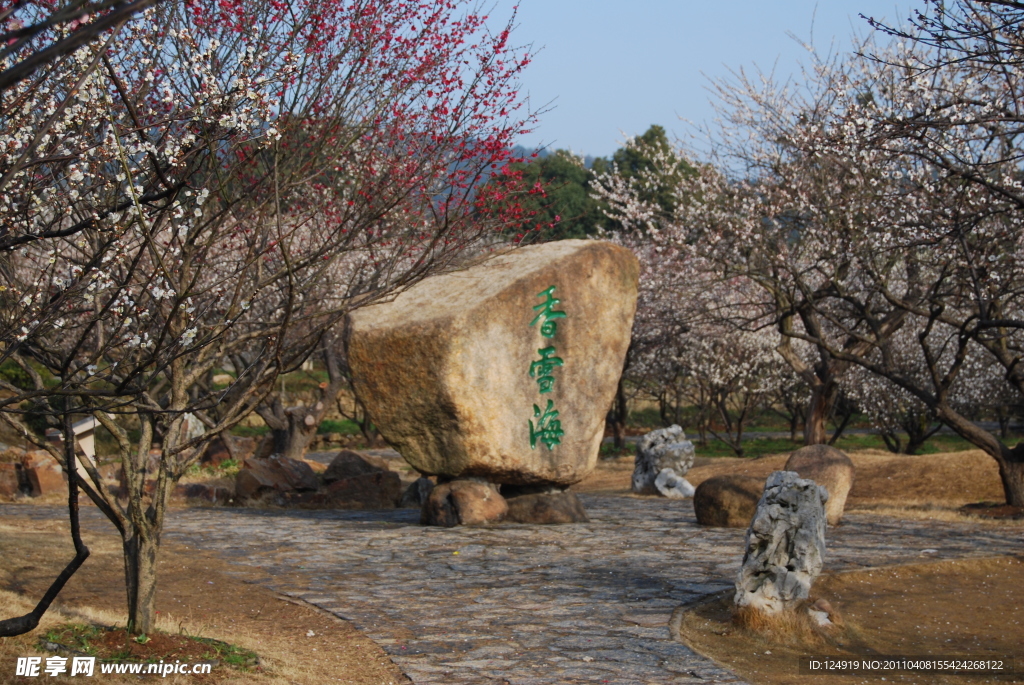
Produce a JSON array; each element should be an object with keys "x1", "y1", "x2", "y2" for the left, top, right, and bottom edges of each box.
[
  {"x1": 529, "y1": 399, "x2": 565, "y2": 450},
  {"x1": 530, "y1": 285, "x2": 566, "y2": 337},
  {"x1": 529, "y1": 346, "x2": 563, "y2": 393},
  {"x1": 527, "y1": 285, "x2": 566, "y2": 450}
]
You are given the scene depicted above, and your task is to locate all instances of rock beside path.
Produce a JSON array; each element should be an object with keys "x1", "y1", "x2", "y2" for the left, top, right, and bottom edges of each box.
[
  {"x1": 322, "y1": 450, "x2": 391, "y2": 483},
  {"x1": 347, "y1": 239, "x2": 639, "y2": 492},
  {"x1": 235, "y1": 455, "x2": 319, "y2": 500},
  {"x1": 631, "y1": 425, "x2": 695, "y2": 496},
  {"x1": 734, "y1": 470, "x2": 828, "y2": 615},
  {"x1": 784, "y1": 445, "x2": 854, "y2": 525},
  {"x1": 693, "y1": 475, "x2": 763, "y2": 528}
]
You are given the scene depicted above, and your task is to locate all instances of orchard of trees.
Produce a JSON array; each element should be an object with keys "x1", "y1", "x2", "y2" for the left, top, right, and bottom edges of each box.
[
  {"x1": 0, "y1": 0, "x2": 539, "y2": 636},
  {"x1": 491, "y1": 1, "x2": 1024, "y2": 506},
  {"x1": 3, "y1": 0, "x2": 1024, "y2": 646}
]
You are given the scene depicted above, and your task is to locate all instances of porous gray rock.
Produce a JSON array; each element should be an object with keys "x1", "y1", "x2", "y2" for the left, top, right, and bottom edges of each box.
[
  {"x1": 734, "y1": 470, "x2": 828, "y2": 615},
  {"x1": 653, "y1": 468, "x2": 695, "y2": 499},
  {"x1": 631, "y1": 425, "x2": 695, "y2": 495},
  {"x1": 347, "y1": 239, "x2": 639, "y2": 490},
  {"x1": 784, "y1": 444, "x2": 854, "y2": 525},
  {"x1": 692, "y1": 475, "x2": 763, "y2": 527}
]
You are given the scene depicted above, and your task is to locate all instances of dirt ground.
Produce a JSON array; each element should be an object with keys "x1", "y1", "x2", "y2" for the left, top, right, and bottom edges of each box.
[
  {"x1": 1, "y1": 446, "x2": 1021, "y2": 684},
  {"x1": 675, "y1": 556, "x2": 1024, "y2": 685},
  {"x1": 577, "y1": 448, "x2": 1012, "y2": 518},
  {"x1": 576, "y1": 448, "x2": 1024, "y2": 684},
  {"x1": 0, "y1": 516, "x2": 407, "y2": 684}
]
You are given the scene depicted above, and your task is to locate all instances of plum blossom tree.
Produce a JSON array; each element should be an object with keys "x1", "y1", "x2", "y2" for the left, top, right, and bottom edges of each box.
[{"x1": 0, "y1": 0, "x2": 535, "y2": 634}]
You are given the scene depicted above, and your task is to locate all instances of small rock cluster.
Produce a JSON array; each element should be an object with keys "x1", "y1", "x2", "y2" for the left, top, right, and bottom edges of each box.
[
  {"x1": 734, "y1": 470, "x2": 828, "y2": 615},
  {"x1": 234, "y1": 449, "x2": 404, "y2": 509},
  {"x1": 631, "y1": 425, "x2": 695, "y2": 498}
]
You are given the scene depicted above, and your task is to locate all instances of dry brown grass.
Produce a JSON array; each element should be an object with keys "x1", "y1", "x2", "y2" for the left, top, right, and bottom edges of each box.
[
  {"x1": 0, "y1": 517, "x2": 408, "y2": 684},
  {"x1": 676, "y1": 556, "x2": 1024, "y2": 685},
  {"x1": 577, "y1": 448, "x2": 1014, "y2": 522}
]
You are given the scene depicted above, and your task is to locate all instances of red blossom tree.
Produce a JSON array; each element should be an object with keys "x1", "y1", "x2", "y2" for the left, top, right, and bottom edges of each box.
[{"x1": 1, "y1": 0, "x2": 536, "y2": 635}]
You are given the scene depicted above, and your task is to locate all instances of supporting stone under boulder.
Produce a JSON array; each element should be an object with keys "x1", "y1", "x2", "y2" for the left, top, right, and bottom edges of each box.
[
  {"x1": 421, "y1": 479, "x2": 508, "y2": 527},
  {"x1": 734, "y1": 471, "x2": 828, "y2": 616},
  {"x1": 347, "y1": 239, "x2": 639, "y2": 525},
  {"x1": 502, "y1": 485, "x2": 589, "y2": 524}
]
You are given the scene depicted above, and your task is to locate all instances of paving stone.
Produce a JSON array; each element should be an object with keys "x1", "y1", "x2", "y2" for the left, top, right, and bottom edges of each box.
[{"x1": 3, "y1": 495, "x2": 1021, "y2": 684}]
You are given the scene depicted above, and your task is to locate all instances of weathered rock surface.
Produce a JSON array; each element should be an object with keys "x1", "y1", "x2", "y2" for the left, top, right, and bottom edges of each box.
[
  {"x1": 503, "y1": 488, "x2": 589, "y2": 524},
  {"x1": 320, "y1": 471, "x2": 402, "y2": 509},
  {"x1": 692, "y1": 475, "x2": 763, "y2": 528},
  {"x1": 734, "y1": 470, "x2": 828, "y2": 615},
  {"x1": 347, "y1": 240, "x2": 639, "y2": 490},
  {"x1": 235, "y1": 455, "x2": 318, "y2": 500},
  {"x1": 400, "y1": 477, "x2": 435, "y2": 509},
  {"x1": 784, "y1": 444, "x2": 854, "y2": 525},
  {"x1": 201, "y1": 435, "x2": 255, "y2": 467},
  {"x1": 631, "y1": 425, "x2": 695, "y2": 495},
  {"x1": 176, "y1": 482, "x2": 233, "y2": 504},
  {"x1": 322, "y1": 450, "x2": 391, "y2": 483},
  {"x1": 21, "y1": 451, "x2": 66, "y2": 496},
  {"x1": 0, "y1": 463, "x2": 21, "y2": 497},
  {"x1": 653, "y1": 468, "x2": 695, "y2": 499},
  {"x1": 421, "y1": 480, "x2": 508, "y2": 527}
]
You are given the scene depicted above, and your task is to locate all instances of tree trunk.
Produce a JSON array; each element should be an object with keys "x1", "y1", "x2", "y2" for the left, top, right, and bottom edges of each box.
[
  {"x1": 804, "y1": 381, "x2": 834, "y2": 445},
  {"x1": 123, "y1": 533, "x2": 159, "y2": 635},
  {"x1": 999, "y1": 457, "x2": 1024, "y2": 508},
  {"x1": 257, "y1": 346, "x2": 348, "y2": 460},
  {"x1": 936, "y1": 404, "x2": 1024, "y2": 506},
  {"x1": 608, "y1": 377, "x2": 627, "y2": 450}
]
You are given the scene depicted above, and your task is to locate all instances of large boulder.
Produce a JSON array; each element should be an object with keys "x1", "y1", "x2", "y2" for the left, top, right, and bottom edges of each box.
[
  {"x1": 784, "y1": 445, "x2": 854, "y2": 525},
  {"x1": 631, "y1": 425, "x2": 696, "y2": 495},
  {"x1": 734, "y1": 471, "x2": 828, "y2": 615},
  {"x1": 347, "y1": 240, "x2": 639, "y2": 490},
  {"x1": 693, "y1": 475, "x2": 764, "y2": 528},
  {"x1": 421, "y1": 480, "x2": 508, "y2": 527},
  {"x1": 235, "y1": 455, "x2": 319, "y2": 500}
]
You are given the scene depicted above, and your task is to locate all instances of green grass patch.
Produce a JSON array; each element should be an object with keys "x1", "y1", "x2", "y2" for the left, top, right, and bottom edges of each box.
[
  {"x1": 231, "y1": 424, "x2": 270, "y2": 437},
  {"x1": 317, "y1": 418, "x2": 361, "y2": 435},
  {"x1": 40, "y1": 622, "x2": 259, "y2": 670}
]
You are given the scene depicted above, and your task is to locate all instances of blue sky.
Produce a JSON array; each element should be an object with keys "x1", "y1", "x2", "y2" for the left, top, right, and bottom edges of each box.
[{"x1": 487, "y1": 1, "x2": 917, "y2": 157}]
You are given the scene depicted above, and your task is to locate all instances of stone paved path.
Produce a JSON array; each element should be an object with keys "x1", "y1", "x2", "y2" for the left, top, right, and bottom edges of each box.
[{"x1": 4, "y1": 498, "x2": 1022, "y2": 684}]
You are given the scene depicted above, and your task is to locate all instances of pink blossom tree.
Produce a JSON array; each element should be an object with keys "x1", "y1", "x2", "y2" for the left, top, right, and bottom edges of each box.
[{"x1": 1, "y1": 0, "x2": 535, "y2": 634}]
